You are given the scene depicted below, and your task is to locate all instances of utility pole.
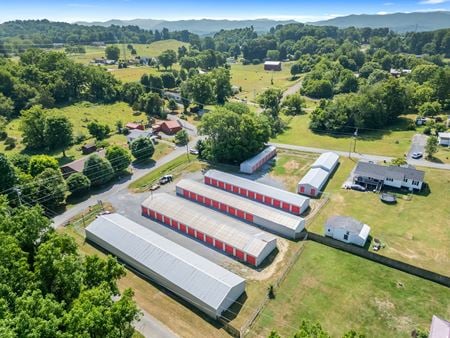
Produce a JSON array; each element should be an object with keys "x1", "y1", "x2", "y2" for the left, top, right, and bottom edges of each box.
[
  {"x1": 353, "y1": 128, "x2": 358, "y2": 153},
  {"x1": 348, "y1": 128, "x2": 358, "y2": 158},
  {"x1": 14, "y1": 187, "x2": 22, "y2": 206}
]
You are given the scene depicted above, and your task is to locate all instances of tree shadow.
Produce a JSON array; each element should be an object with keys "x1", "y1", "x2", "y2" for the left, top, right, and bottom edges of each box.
[{"x1": 132, "y1": 159, "x2": 156, "y2": 169}]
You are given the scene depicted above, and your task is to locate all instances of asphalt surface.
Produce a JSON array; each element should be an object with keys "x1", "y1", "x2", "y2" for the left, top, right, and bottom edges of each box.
[
  {"x1": 135, "y1": 310, "x2": 179, "y2": 338},
  {"x1": 407, "y1": 134, "x2": 427, "y2": 160}
]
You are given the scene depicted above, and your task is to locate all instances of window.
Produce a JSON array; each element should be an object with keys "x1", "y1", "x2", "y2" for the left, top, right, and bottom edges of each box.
[
  {"x1": 343, "y1": 234, "x2": 349, "y2": 240},
  {"x1": 412, "y1": 180, "x2": 419, "y2": 186},
  {"x1": 403, "y1": 178, "x2": 408, "y2": 183},
  {"x1": 386, "y1": 177, "x2": 393, "y2": 182}
]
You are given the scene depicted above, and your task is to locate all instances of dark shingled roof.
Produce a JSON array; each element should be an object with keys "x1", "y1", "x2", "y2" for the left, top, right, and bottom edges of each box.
[{"x1": 354, "y1": 161, "x2": 424, "y2": 182}]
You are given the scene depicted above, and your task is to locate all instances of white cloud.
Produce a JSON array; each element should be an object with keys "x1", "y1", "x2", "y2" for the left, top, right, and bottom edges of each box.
[
  {"x1": 377, "y1": 11, "x2": 390, "y2": 15},
  {"x1": 419, "y1": 0, "x2": 448, "y2": 4},
  {"x1": 384, "y1": 2, "x2": 395, "y2": 5}
]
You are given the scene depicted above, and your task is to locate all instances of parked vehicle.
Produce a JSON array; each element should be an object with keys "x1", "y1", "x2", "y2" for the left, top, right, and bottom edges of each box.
[
  {"x1": 189, "y1": 149, "x2": 199, "y2": 155},
  {"x1": 159, "y1": 175, "x2": 173, "y2": 185},
  {"x1": 411, "y1": 152, "x2": 423, "y2": 159},
  {"x1": 350, "y1": 184, "x2": 366, "y2": 192},
  {"x1": 149, "y1": 184, "x2": 160, "y2": 191}
]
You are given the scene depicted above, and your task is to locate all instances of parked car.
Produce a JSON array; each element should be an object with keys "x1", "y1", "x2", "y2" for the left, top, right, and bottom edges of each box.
[
  {"x1": 189, "y1": 149, "x2": 199, "y2": 155},
  {"x1": 411, "y1": 152, "x2": 423, "y2": 159},
  {"x1": 350, "y1": 184, "x2": 366, "y2": 192},
  {"x1": 159, "y1": 175, "x2": 173, "y2": 185}
]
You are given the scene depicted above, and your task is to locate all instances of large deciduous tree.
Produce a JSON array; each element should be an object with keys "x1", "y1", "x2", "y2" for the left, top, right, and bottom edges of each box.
[
  {"x1": 158, "y1": 49, "x2": 177, "y2": 70},
  {"x1": 130, "y1": 137, "x2": 154, "y2": 160},
  {"x1": 105, "y1": 45, "x2": 120, "y2": 61},
  {"x1": 20, "y1": 105, "x2": 47, "y2": 150},
  {"x1": 44, "y1": 114, "x2": 73, "y2": 156},
  {"x1": 106, "y1": 145, "x2": 132, "y2": 173},
  {"x1": 83, "y1": 154, "x2": 114, "y2": 186}
]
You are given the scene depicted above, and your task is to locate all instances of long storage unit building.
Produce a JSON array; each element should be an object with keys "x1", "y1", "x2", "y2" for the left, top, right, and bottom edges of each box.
[
  {"x1": 204, "y1": 169, "x2": 309, "y2": 215},
  {"x1": 176, "y1": 179, "x2": 305, "y2": 239},
  {"x1": 240, "y1": 146, "x2": 276, "y2": 174},
  {"x1": 141, "y1": 194, "x2": 277, "y2": 267},
  {"x1": 297, "y1": 168, "x2": 329, "y2": 197},
  {"x1": 86, "y1": 213, "x2": 246, "y2": 319},
  {"x1": 311, "y1": 152, "x2": 339, "y2": 173}
]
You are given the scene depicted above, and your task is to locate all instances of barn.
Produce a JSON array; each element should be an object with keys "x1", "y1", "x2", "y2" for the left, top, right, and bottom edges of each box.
[
  {"x1": 160, "y1": 120, "x2": 182, "y2": 135},
  {"x1": 264, "y1": 61, "x2": 282, "y2": 71},
  {"x1": 324, "y1": 216, "x2": 371, "y2": 247},
  {"x1": 297, "y1": 168, "x2": 330, "y2": 197},
  {"x1": 240, "y1": 146, "x2": 276, "y2": 174},
  {"x1": 204, "y1": 169, "x2": 309, "y2": 215},
  {"x1": 311, "y1": 152, "x2": 339, "y2": 173},
  {"x1": 141, "y1": 194, "x2": 277, "y2": 267},
  {"x1": 85, "y1": 214, "x2": 246, "y2": 319},
  {"x1": 176, "y1": 179, "x2": 305, "y2": 239}
]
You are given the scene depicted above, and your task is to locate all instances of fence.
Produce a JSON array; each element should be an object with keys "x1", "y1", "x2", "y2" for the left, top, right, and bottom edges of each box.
[{"x1": 307, "y1": 232, "x2": 450, "y2": 287}]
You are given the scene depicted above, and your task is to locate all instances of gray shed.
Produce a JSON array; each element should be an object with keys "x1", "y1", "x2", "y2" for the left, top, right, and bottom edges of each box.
[
  {"x1": 297, "y1": 168, "x2": 330, "y2": 197},
  {"x1": 86, "y1": 214, "x2": 246, "y2": 318},
  {"x1": 311, "y1": 152, "x2": 339, "y2": 173}
]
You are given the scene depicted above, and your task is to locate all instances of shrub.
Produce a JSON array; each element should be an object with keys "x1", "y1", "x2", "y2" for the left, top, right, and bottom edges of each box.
[
  {"x1": 423, "y1": 126, "x2": 432, "y2": 135},
  {"x1": 66, "y1": 172, "x2": 91, "y2": 197},
  {"x1": 83, "y1": 154, "x2": 114, "y2": 187},
  {"x1": 130, "y1": 137, "x2": 154, "y2": 160},
  {"x1": 29, "y1": 155, "x2": 59, "y2": 177}
]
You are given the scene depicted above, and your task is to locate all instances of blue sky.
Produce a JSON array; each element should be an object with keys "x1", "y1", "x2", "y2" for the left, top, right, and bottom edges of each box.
[{"x1": 1, "y1": 0, "x2": 449, "y2": 23}]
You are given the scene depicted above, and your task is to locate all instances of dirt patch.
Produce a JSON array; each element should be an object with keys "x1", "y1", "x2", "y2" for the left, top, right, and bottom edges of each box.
[
  {"x1": 283, "y1": 160, "x2": 300, "y2": 171},
  {"x1": 374, "y1": 297, "x2": 395, "y2": 312},
  {"x1": 388, "y1": 246, "x2": 420, "y2": 260}
]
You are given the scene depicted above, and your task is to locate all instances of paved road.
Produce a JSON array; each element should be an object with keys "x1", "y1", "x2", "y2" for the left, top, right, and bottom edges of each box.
[
  {"x1": 134, "y1": 310, "x2": 179, "y2": 338},
  {"x1": 270, "y1": 142, "x2": 450, "y2": 170},
  {"x1": 407, "y1": 134, "x2": 427, "y2": 160}
]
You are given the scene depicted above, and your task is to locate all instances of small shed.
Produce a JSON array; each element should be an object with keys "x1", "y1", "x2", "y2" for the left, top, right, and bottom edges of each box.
[
  {"x1": 160, "y1": 120, "x2": 182, "y2": 135},
  {"x1": 324, "y1": 216, "x2": 371, "y2": 247},
  {"x1": 81, "y1": 143, "x2": 97, "y2": 155},
  {"x1": 126, "y1": 122, "x2": 144, "y2": 130},
  {"x1": 297, "y1": 168, "x2": 330, "y2": 197},
  {"x1": 240, "y1": 146, "x2": 276, "y2": 174},
  {"x1": 311, "y1": 152, "x2": 339, "y2": 173},
  {"x1": 264, "y1": 61, "x2": 282, "y2": 71},
  {"x1": 438, "y1": 132, "x2": 450, "y2": 146}
]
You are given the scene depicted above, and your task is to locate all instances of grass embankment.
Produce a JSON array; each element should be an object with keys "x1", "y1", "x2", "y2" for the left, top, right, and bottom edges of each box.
[
  {"x1": 274, "y1": 113, "x2": 419, "y2": 158},
  {"x1": 250, "y1": 241, "x2": 450, "y2": 338},
  {"x1": 230, "y1": 62, "x2": 298, "y2": 101}
]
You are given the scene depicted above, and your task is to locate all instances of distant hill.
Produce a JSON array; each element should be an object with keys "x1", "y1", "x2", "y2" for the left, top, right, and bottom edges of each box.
[
  {"x1": 75, "y1": 18, "x2": 297, "y2": 35},
  {"x1": 311, "y1": 11, "x2": 450, "y2": 32}
]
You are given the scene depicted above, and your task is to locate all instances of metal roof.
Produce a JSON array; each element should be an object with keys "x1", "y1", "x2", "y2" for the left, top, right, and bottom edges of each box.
[
  {"x1": 429, "y1": 315, "x2": 450, "y2": 338},
  {"x1": 205, "y1": 169, "x2": 309, "y2": 208},
  {"x1": 438, "y1": 132, "x2": 450, "y2": 138},
  {"x1": 240, "y1": 146, "x2": 276, "y2": 169},
  {"x1": 177, "y1": 179, "x2": 304, "y2": 232},
  {"x1": 354, "y1": 161, "x2": 425, "y2": 182},
  {"x1": 326, "y1": 216, "x2": 365, "y2": 234},
  {"x1": 86, "y1": 214, "x2": 245, "y2": 312},
  {"x1": 311, "y1": 152, "x2": 339, "y2": 172},
  {"x1": 298, "y1": 168, "x2": 329, "y2": 189},
  {"x1": 142, "y1": 193, "x2": 277, "y2": 258},
  {"x1": 264, "y1": 61, "x2": 281, "y2": 65},
  {"x1": 60, "y1": 149, "x2": 106, "y2": 172}
]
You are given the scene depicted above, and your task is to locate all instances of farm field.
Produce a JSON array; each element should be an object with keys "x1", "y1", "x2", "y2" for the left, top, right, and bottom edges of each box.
[
  {"x1": 249, "y1": 241, "x2": 450, "y2": 338},
  {"x1": 303, "y1": 156, "x2": 450, "y2": 275},
  {"x1": 230, "y1": 62, "x2": 298, "y2": 101},
  {"x1": 68, "y1": 40, "x2": 189, "y2": 65},
  {"x1": 273, "y1": 113, "x2": 418, "y2": 158}
]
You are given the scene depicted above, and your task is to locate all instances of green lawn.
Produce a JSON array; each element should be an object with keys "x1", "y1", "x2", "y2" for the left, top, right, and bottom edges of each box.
[
  {"x1": 434, "y1": 146, "x2": 450, "y2": 164},
  {"x1": 273, "y1": 113, "x2": 418, "y2": 157},
  {"x1": 249, "y1": 241, "x2": 450, "y2": 338},
  {"x1": 230, "y1": 62, "x2": 298, "y2": 101}
]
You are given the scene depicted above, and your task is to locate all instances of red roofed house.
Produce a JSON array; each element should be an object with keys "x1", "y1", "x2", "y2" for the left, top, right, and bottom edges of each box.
[
  {"x1": 160, "y1": 120, "x2": 182, "y2": 135},
  {"x1": 126, "y1": 122, "x2": 144, "y2": 130}
]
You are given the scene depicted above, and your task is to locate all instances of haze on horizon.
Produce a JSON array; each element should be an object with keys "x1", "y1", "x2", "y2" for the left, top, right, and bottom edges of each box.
[{"x1": 1, "y1": 0, "x2": 450, "y2": 23}]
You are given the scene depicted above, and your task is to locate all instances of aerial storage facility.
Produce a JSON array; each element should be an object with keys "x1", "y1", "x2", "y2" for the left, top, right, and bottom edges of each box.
[
  {"x1": 85, "y1": 213, "x2": 246, "y2": 318},
  {"x1": 240, "y1": 145, "x2": 276, "y2": 174},
  {"x1": 311, "y1": 152, "x2": 339, "y2": 173},
  {"x1": 141, "y1": 194, "x2": 277, "y2": 266},
  {"x1": 204, "y1": 169, "x2": 309, "y2": 215},
  {"x1": 297, "y1": 168, "x2": 330, "y2": 197},
  {"x1": 176, "y1": 179, "x2": 305, "y2": 239}
]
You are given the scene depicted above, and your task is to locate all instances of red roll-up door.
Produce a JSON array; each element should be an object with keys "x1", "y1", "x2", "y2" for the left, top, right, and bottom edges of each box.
[
  {"x1": 196, "y1": 195, "x2": 204, "y2": 203},
  {"x1": 291, "y1": 206, "x2": 300, "y2": 214},
  {"x1": 212, "y1": 200, "x2": 219, "y2": 209},
  {"x1": 183, "y1": 189, "x2": 189, "y2": 197},
  {"x1": 245, "y1": 213, "x2": 254, "y2": 222},
  {"x1": 236, "y1": 209, "x2": 245, "y2": 219},
  {"x1": 171, "y1": 220, "x2": 179, "y2": 228},
  {"x1": 215, "y1": 240, "x2": 223, "y2": 250},
  {"x1": 149, "y1": 210, "x2": 155, "y2": 218},
  {"x1": 196, "y1": 231, "x2": 205, "y2": 241},
  {"x1": 188, "y1": 227, "x2": 195, "y2": 236},
  {"x1": 228, "y1": 207, "x2": 236, "y2": 215},
  {"x1": 218, "y1": 181, "x2": 225, "y2": 188},
  {"x1": 300, "y1": 186, "x2": 305, "y2": 193},
  {"x1": 205, "y1": 235, "x2": 213, "y2": 244},
  {"x1": 256, "y1": 193, "x2": 263, "y2": 202},
  {"x1": 246, "y1": 255, "x2": 256, "y2": 265},
  {"x1": 204, "y1": 197, "x2": 211, "y2": 206},
  {"x1": 240, "y1": 188, "x2": 247, "y2": 196},
  {"x1": 311, "y1": 188, "x2": 316, "y2": 196},
  {"x1": 264, "y1": 196, "x2": 272, "y2": 204},
  {"x1": 205, "y1": 177, "x2": 211, "y2": 184},
  {"x1": 156, "y1": 212, "x2": 163, "y2": 221},
  {"x1": 179, "y1": 224, "x2": 186, "y2": 233},
  {"x1": 225, "y1": 183, "x2": 232, "y2": 191},
  {"x1": 189, "y1": 191, "x2": 196, "y2": 199},
  {"x1": 211, "y1": 179, "x2": 217, "y2": 186},
  {"x1": 225, "y1": 244, "x2": 234, "y2": 254},
  {"x1": 282, "y1": 202, "x2": 290, "y2": 211},
  {"x1": 220, "y1": 203, "x2": 227, "y2": 212},
  {"x1": 233, "y1": 185, "x2": 239, "y2": 193},
  {"x1": 248, "y1": 191, "x2": 255, "y2": 199},
  {"x1": 141, "y1": 206, "x2": 148, "y2": 215},
  {"x1": 163, "y1": 216, "x2": 171, "y2": 225},
  {"x1": 273, "y1": 199, "x2": 281, "y2": 208},
  {"x1": 235, "y1": 249, "x2": 244, "y2": 260}
]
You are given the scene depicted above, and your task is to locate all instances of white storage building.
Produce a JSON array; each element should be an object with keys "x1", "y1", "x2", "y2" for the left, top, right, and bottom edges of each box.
[
  {"x1": 204, "y1": 169, "x2": 309, "y2": 215},
  {"x1": 240, "y1": 146, "x2": 276, "y2": 174},
  {"x1": 311, "y1": 152, "x2": 339, "y2": 173},
  {"x1": 85, "y1": 214, "x2": 246, "y2": 318},
  {"x1": 324, "y1": 216, "x2": 371, "y2": 247},
  {"x1": 141, "y1": 194, "x2": 277, "y2": 267},
  {"x1": 297, "y1": 168, "x2": 330, "y2": 197},
  {"x1": 438, "y1": 132, "x2": 450, "y2": 146},
  {"x1": 176, "y1": 179, "x2": 305, "y2": 239}
]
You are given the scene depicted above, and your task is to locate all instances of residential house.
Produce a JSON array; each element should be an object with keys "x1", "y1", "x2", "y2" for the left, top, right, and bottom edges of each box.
[
  {"x1": 160, "y1": 120, "x2": 182, "y2": 135},
  {"x1": 438, "y1": 132, "x2": 450, "y2": 146},
  {"x1": 126, "y1": 129, "x2": 153, "y2": 144},
  {"x1": 324, "y1": 216, "x2": 371, "y2": 247},
  {"x1": 126, "y1": 122, "x2": 144, "y2": 131},
  {"x1": 81, "y1": 143, "x2": 97, "y2": 155},
  {"x1": 60, "y1": 150, "x2": 106, "y2": 177},
  {"x1": 353, "y1": 161, "x2": 425, "y2": 191}
]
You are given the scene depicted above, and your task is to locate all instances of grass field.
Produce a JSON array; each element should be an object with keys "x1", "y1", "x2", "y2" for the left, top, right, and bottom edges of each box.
[
  {"x1": 249, "y1": 241, "x2": 450, "y2": 338},
  {"x1": 434, "y1": 146, "x2": 450, "y2": 164},
  {"x1": 230, "y1": 62, "x2": 298, "y2": 101},
  {"x1": 68, "y1": 40, "x2": 189, "y2": 65},
  {"x1": 273, "y1": 113, "x2": 418, "y2": 158}
]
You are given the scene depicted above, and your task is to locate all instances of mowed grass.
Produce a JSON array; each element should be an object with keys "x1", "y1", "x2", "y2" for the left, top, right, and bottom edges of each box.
[
  {"x1": 68, "y1": 40, "x2": 189, "y2": 65},
  {"x1": 249, "y1": 241, "x2": 450, "y2": 338},
  {"x1": 230, "y1": 62, "x2": 298, "y2": 101},
  {"x1": 434, "y1": 146, "x2": 450, "y2": 164},
  {"x1": 299, "y1": 155, "x2": 450, "y2": 275},
  {"x1": 274, "y1": 113, "x2": 417, "y2": 157}
]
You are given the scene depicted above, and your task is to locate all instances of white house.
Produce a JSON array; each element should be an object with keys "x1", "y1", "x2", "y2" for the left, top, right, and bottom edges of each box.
[
  {"x1": 324, "y1": 216, "x2": 371, "y2": 247},
  {"x1": 438, "y1": 132, "x2": 450, "y2": 146},
  {"x1": 126, "y1": 129, "x2": 153, "y2": 144},
  {"x1": 353, "y1": 161, "x2": 425, "y2": 191}
]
